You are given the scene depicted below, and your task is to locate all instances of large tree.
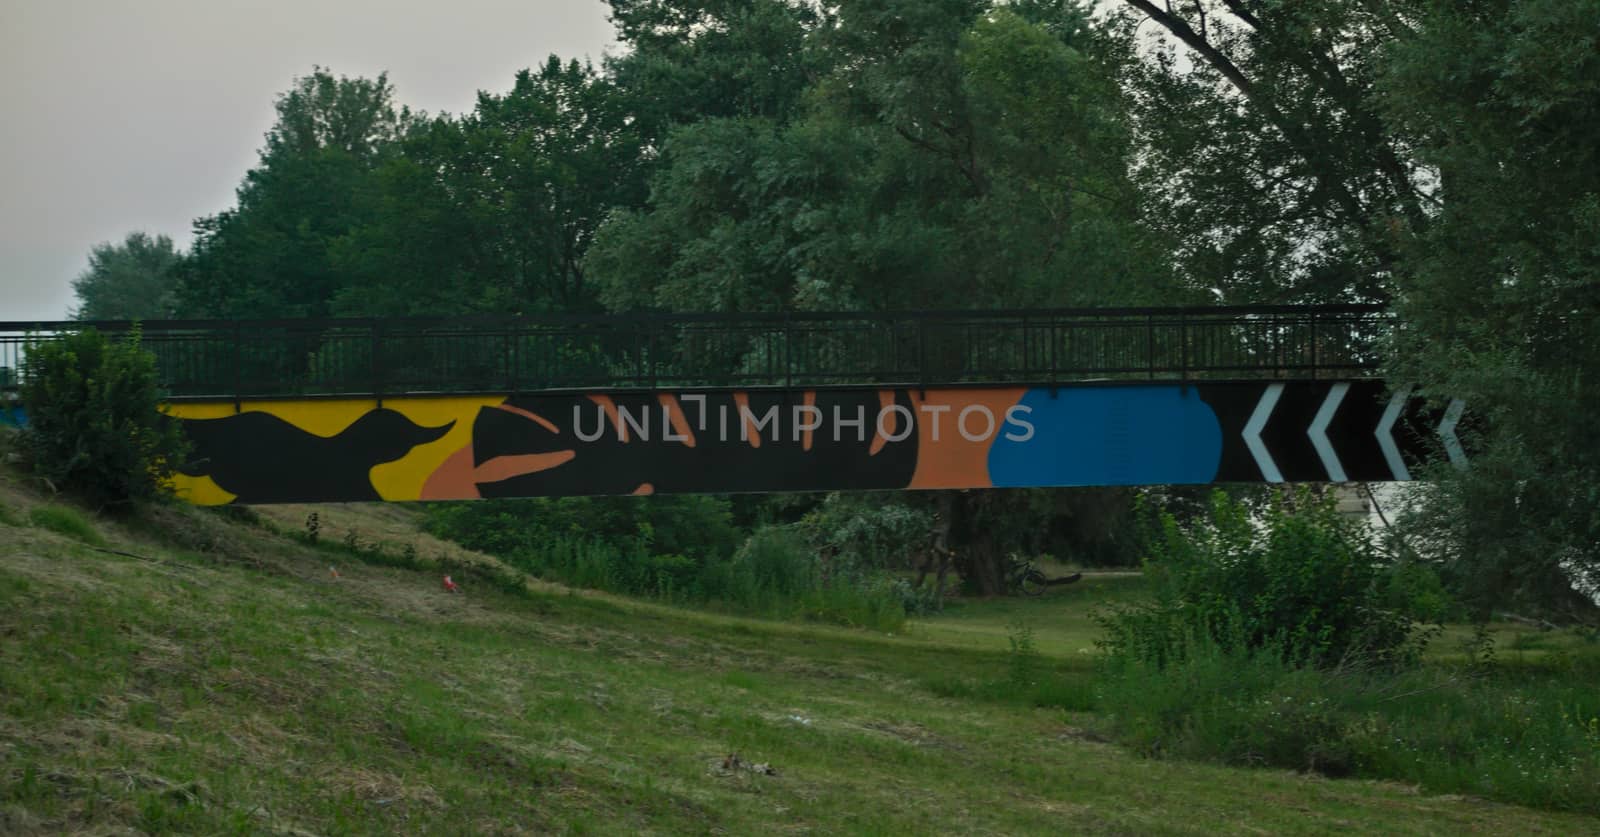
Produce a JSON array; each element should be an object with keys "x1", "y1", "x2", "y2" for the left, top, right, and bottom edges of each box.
[
  {"x1": 71, "y1": 232, "x2": 181, "y2": 321},
  {"x1": 176, "y1": 69, "x2": 408, "y2": 319},
  {"x1": 590, "y1": 2, "x2": 1183, "y2": 313},
  {"x1": 1112, "y1": 0, "x2": 1430, "y2": 302},
  {"x1": 331, "y1": 57, "x2": 647, "y2": 316},
  {"x1": 1114, "y1": 0, "x2": 1599, "y2": 617},
  {"x1": 1378, "y1": 0, "x2": 1600, "y2": 619}
]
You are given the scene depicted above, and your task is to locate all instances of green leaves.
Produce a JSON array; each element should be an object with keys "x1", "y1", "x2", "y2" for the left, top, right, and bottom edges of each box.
[
  {"x1": 19, "y1": 328, "x2": 187, "y2": 510},
  {"x1": 70, "y1": 233, "x2": 181, "y2": 321},
  {"x1": 1103, "y1": 489, "x2": 1427, "y2": 670},
  {"x1": 588, "y1": 3, "x2": 1180, "y2": 313}
]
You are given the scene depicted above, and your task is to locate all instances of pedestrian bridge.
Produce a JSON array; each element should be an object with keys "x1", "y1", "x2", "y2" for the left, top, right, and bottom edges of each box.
[{"x1": 0, "y1": 305, "x2": 1462, "y2": 505}]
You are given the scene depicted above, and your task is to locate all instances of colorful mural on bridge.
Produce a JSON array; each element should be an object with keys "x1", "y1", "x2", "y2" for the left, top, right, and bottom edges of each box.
[{"x1": 160, "y1": 381, "x2": 1454, "y2": 505}]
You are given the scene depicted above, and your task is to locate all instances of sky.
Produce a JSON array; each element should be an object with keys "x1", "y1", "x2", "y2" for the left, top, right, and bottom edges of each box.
[{"x1": 0, "y1": 0, "x2": 617, "y2": 321}]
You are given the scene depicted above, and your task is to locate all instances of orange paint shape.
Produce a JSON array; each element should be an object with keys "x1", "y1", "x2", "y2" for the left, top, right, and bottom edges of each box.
[
  {"x1": 658, "y1": 394, "x2": 696, "y2": 447},
  {"x1": 633, "y1": 482, "x2": 655, "y2": 496},
  {"x1": 495, "y1": 403, "x2": 558, "y2": 434},
  {"x1": 907, "y1": 388, "x2": 1027, "y2": 490},
  {"x1": 732, "y1": 392, "x2": 761, "y2": 449},
  {"x1": 588, "y1": 394, "x2": 626, "y2": 442},
  {"x1": 473, "y1": 451, "x2": 577, "y2": 484},
  {"x1": 421, "y1": 445, "x2": 479, "y2": 500}
]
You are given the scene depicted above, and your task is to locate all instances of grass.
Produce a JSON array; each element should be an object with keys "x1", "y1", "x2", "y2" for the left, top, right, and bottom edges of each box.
[
  {"x1": 905, "y1": 572, "x2": 1147, "y2": 660},
  {"x1": 1, "y1": 487, "x2": 1598, "y2": 832},
  {"x1": 26, "y1": 504, "x2": 106, "y2": 547},
  {"x1": 1094, "y1": 634, "x2": 1600, "y2": 810}
]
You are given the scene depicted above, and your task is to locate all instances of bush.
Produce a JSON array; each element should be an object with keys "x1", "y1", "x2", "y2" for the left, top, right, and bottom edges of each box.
[
  {"x1": 1095, "y1": 633, "x2": 1600, "y2": 811},
  {"x1": 427, "y1": 504, "x2": 908, "y2": 631},
  {"x1": 425, "y1": 495, "x2": 740, "y2": 563},
  {"x1": 1099, "y1": 489, "x2": 1429, "y2": 670},
  {"x1": 793, "y1": 493, "x2": 932, "y2": 573},
  {"x1": 19, "y1": 328, "x2": 186, "y2": 509}
]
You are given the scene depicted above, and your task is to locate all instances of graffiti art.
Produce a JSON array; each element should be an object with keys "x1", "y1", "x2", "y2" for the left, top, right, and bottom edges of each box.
[{"x1": 160, "y1": 381, "x2": 1459, "y2": 505}]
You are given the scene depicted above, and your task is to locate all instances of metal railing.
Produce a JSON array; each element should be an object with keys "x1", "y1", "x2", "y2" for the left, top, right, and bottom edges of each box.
[{"x1": 0, "y1": 305, "x2": 1390, "y2": 400}]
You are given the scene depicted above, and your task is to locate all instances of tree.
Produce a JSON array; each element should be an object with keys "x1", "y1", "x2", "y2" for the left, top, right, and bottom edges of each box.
[
  {"x1": 1378, "y1": 0, "x2": 1600, "y2": 621},
  {"x1": 1065, "y1": 0, "x2": 1600, "y2": 618},
  {"x1": 176, "y1": 69, "x2": 409, "y2": 319},
  {"x1": 331, "y1": 58, "x2": 647, "y2": 316},
  {"x1": 1111, "y1": 1, "x2": 1429, "y2": 302},
  {"x1": 70, "y1": 232, "x2": 181, "y2": 321},
  {"x1": 590, "y1": 3, "x2": 1182, "y2": 313},
  {"x1": 605, "y1": 0, "x2": 827, "y2": 137}
]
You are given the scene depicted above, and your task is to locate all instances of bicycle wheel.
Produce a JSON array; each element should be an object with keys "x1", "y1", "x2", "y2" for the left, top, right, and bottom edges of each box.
[{"x1": 1018, "y1": 570, "x2": 1048, "y2": 597}]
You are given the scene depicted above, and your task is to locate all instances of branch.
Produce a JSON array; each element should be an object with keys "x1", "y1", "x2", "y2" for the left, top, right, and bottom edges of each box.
[
  {"x1": 1121, "y1": 0, "x2": 1375, "y2": 234},
  {"x1": 1218, "y1": 0, "x2": 1261, "y2": 30},
  {"x1": 893, "y1": 125, "x2": 987, "y2": 197},
  {"x1": 1123, "y1": 0, "x2": 1255, "y2": 97}
]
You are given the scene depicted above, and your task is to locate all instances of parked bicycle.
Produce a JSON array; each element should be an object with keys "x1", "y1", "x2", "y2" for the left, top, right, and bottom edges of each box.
[{"x1": 1006, "y1": 554, "x2": 1083, "y2": 597}]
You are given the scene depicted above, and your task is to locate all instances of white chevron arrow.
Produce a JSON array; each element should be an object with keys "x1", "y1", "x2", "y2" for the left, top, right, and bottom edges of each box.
[
  {"x1": 1439, "y1": 399, "x2": 1469, "y2": 470},
  {"x1": 1376, "y1": 384, "x2": 1413, "y2": 481},
  {"x1": 1309, "y1": 382, "x2": 1350, "y2": 482},
  {"x1": 1245, "y1": 383, "x2": 1285, "y2": 483}
]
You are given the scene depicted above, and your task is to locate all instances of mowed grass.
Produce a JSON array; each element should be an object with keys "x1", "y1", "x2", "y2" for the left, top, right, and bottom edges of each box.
[
  {"x1": 905, "y1": 573, "x2": 1147, "y2": 661},
  {"x1": 1, "y1": 492, "x2": 1597, "y2": 833}
]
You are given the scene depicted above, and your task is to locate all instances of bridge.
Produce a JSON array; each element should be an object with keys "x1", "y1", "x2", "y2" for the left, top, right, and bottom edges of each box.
[{"x1": 0, "y1": 305, "x2": 1462, "y2": 505}]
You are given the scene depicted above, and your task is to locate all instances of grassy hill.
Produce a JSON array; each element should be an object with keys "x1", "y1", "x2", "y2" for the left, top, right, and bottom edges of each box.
[{"x1": 2, "y1": 476, "x2": 1596, "y2": 834}]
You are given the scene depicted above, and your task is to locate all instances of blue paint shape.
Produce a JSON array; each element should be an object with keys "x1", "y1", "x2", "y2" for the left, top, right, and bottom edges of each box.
[
  {"x1": 988, "y1": 386, "x2": 1222, "y2": 487},
  {"x1": 0, "y1": 404, "x2": 24, "y2": 429}
]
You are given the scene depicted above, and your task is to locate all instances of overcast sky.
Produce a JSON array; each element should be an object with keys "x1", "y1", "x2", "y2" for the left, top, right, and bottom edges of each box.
[{"x1": 0, "y1": 0, "x2": 616, "y2": 321}]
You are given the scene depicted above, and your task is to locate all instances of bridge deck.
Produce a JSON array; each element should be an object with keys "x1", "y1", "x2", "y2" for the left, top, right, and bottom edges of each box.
[{"x1": 2, "y1": 305, "x2": 1387, "y2": 400}]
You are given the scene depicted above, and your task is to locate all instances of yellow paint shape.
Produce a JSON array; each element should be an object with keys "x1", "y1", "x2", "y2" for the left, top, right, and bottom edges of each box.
[
  {"x1": 165, "y1": 396, "x2": 504, "y2": 504},
  {"x1": 163, "y1": 399, "x2": 373, "y2": 435},
  {"x1": 370, "y1": 396, "x2": 505, "y2": 501},
  {"x1": 167, "y1": 471, "x2": 237, "y2": 506}
]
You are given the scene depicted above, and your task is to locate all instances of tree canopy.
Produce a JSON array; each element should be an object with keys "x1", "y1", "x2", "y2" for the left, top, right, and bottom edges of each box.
[{"x1": 71, "y1": 232, "x2": 181, "y2": 321}]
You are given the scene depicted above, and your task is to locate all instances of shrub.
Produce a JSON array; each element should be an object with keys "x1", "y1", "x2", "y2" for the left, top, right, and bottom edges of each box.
[
  {"x1": 429, "y1": 509, "x2": 909, "y2": 631},
  {"x1": 424, "y1": 495, "x2": 739, "y2": 563},
  {"x1": 1095, "y1": 632, "x2": 1600, "y2": 811},
  {"x1": 793, "y1": 494, "x2": 932, "y2": 572},
  {"x1": 19, "y1": 328, "x2": 186, "y2": 509},
  {"x1": 1099, "y1": 489, "x2": 1429, "y2": 670}
]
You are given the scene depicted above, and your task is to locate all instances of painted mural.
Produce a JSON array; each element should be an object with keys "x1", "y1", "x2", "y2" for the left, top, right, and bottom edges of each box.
[{"x1": 161, "y1": 381, "x2": 1456, "y2": 505}]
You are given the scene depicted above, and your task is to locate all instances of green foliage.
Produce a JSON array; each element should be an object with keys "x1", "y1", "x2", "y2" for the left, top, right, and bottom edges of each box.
[
  {"x1": 793, "y1": 493, "x2": 931, "y2": 572},
  {"x1": 19, "y1": 329, "x2": 187, "y2": 509},
  {"x1": 1099, "y1": 489, "x2": 1429, "y2": 670},
  {"x1": 425, "y1": 499, "x2": 906, "y2": 630},
  {"x1": 1110, "y1": 1, "x2": 1422, "y2": 303},
  {"x1": 331, "y1": 57, "x2": 647, "y2": 317},
  {"x1": 27, "y1": 505, "x2": 105, "y2": 547},
  {"x1": 70, "y1": 232, "x2": 181, "y2": 321},
  {"x1": 177, "y1": 68, "x2": 410, "y2": 320},
  {"x1": 1109, "y1": 0, "x2": 1599, "y2": 616},
  {"x1": 605, "y1": 0, "x2": 826, "y2": 134},
  {"x1": 589, "y1": 4, "x2": 1181, "y2": 313},
  {"x1": 1377, "y1": 0, "x2": 1600, "y2": 620},
  {"x1": 1096, "y1": 634, "x2": 1600, "y2": 811},
  {"x1": 425, "y1": 495, "x2": 739, "y2": 562}
]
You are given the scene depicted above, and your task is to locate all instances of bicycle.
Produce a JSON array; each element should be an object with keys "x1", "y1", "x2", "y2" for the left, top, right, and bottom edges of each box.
[{"x1": 1006, "y1": 554, "x2": 1082, "y2": 597}]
